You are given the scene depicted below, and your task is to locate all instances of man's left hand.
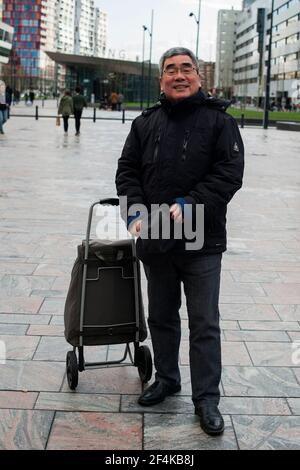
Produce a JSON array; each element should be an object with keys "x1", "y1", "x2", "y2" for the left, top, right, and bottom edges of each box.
[{"x1": 170, "y1": 203, "x2": 183, "y2": 223}]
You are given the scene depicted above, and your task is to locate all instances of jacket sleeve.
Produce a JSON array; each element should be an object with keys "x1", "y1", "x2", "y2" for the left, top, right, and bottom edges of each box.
[
  {"x1": 115, "y1": 119, "x2": 146, "y2": 223},
  {"x1": 184, "y1": 114, "x2": 244, "y2": 215}
]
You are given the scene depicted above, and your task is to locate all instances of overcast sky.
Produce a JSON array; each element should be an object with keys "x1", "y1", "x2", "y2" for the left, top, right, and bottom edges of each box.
[{"x1": 95, "y1": 0, "x2": 243, "y2": 63}]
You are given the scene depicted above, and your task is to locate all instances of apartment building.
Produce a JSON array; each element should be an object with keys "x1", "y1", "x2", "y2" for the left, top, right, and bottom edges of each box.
[
  {"x1": 233, "y1": 0, "x2": 300, "y2": 106},
  {"x1": 215, "y1": 8, "x2": 241, "y2": 98}
]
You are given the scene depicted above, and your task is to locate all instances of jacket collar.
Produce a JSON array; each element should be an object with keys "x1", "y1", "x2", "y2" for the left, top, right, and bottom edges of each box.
[{"x1": 159, "y1": 89, "x2": 231, "y2": 115}]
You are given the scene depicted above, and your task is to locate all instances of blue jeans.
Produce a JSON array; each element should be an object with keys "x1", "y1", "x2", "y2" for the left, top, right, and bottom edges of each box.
[
  {"x1": 0, "y1": 109, "x2": 8, "y2": 133},
  {"x1": 144, "y1": 253, "x2": 222, "y2": 406}
]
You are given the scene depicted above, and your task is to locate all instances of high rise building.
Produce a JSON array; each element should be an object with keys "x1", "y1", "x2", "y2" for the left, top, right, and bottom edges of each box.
[
  {"x1": 2, "y1": 0, "x2": 42, "y2": 81},
  {"x1": 215, "y1": 8, "x2": 241, "y2": 98},
  {"x1": 94, "y1": 7, "x2": 106, "y2": 57},
  {"x1": 233, "y1": 0, "x2": 300, "y2": 107},
  {"x1": 0, "y1": 0, "x2": 13, "y2": 68},
  {"x1": 1, "y1": 0, "x2": 107, "y2": 90}
]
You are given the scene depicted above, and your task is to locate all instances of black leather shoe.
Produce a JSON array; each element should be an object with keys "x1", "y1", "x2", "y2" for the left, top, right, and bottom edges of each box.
[
  {"x1": 138, "y1": 381, "x2": 181, "y2": 407},
  {"x1": 195, "y1": 404, "x2": 224, "y2": 436}
]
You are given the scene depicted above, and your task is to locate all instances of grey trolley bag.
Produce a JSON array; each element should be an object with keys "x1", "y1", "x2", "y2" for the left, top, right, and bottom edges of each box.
[{"x1": 64, "y1": 198, "x2": 152, "y2": 390}]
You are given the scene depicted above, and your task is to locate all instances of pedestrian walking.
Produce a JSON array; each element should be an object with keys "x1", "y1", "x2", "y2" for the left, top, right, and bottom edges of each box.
[
  {"x1": 29, "y1": 88, "x2": 35, "y2": 104},
  {"x1": 110, "y1": 91, "x2": 118, "y2": 111},
  {"x1": 0, "y1": 80, "x2": 8, "y2": 135},
  {"x1": 72, "y1": 86, "x2": 87, "y2": 136},
  {"x1": 5, "y1": 85, "x2": 13, "y2": 108},
  {"x1": 116, "y1": 47, "x2": 244, "y2": 436},
  {"x1": 58, "y1": 90, "x2": 74, "y2": 135},
  {"x1": 117, "y1": 92, "x2": 124, "y2": 111}
]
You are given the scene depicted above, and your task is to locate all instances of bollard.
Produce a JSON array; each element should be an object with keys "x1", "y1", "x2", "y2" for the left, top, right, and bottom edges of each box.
[
  {"x1": 42, "y1": 98, "x2": 44, "y2": 108},
  {"x1": 241, "y1": 113, "x2": 244, "y2": 129},
  {"x1": 122, "y1": 109, "x2": 125, "y2": 124},
  {"x1": 35, "y1": 105, "x2": 39, "y2": 120},
  {"x1": 93, "y1": 107, "x2": 96, "y2": 123}
]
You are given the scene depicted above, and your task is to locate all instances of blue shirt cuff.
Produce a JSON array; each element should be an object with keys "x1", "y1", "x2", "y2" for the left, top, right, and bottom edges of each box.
[{"x1": 127, "y1": 211, "x2": 141, "y2": 228}]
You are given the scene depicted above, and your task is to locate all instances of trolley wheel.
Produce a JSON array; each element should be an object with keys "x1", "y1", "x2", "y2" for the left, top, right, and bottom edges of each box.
[
  {"x1": 66, "y1": 351, "x2": 78, "y2": 390},
  {"x1": 136, "y1": 345, "x2": 152, "y2": 383}
]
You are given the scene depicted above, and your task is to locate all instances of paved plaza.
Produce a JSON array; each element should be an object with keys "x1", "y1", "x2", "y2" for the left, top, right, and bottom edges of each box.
[{"x1": 0, "y1": 102, "x2": 300, "y2": 450}]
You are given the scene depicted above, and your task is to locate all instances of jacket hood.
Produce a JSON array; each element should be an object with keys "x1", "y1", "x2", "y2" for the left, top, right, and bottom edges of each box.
[{"x1": 159, "y1": 89, "x2": 231, "y2": 114}]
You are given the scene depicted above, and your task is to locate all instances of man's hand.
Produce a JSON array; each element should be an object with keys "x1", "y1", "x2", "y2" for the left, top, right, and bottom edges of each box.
[
  {"x1": 170, "y1": 203, "x2": 183, "y2": 223},
  {"x1": 128, "y1": 219, "x2": 142, "y2": 236}
]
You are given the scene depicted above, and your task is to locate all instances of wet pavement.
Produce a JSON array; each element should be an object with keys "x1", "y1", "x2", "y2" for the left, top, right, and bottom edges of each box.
[{"x1": 0, "y1": 103, "x2": 300, "y2": 450}]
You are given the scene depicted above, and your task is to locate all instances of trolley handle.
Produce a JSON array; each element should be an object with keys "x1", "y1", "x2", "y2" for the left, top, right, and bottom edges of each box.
[
  {"x1": 84, "y1": 198, "x2": 119, "y2": 260},
  {"x1": 99, "y1": 198, "x2": 119, "y2": 206}
]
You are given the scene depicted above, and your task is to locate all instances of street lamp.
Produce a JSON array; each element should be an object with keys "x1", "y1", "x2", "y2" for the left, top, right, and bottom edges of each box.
[
  {"x1": 263, "y1": 0, "x2": 275, "y2": 129},
  {"x1": 147, "y1": 10, "x2": 154, "y2": 108},
  {"x1": 140, "y1": 25, "x2": 149, "y2": 110},
  {"x1": 189, "y1": 0, "x2": 201, "y2": 59}
]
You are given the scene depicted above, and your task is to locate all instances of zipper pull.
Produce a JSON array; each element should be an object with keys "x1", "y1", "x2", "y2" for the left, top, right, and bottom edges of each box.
[
  {"x1": 153, "y1": 133, "x2": 160, "y2": 163},
  {"x1": 182, "y1": 130, "x2": 190, "y2": 161}
]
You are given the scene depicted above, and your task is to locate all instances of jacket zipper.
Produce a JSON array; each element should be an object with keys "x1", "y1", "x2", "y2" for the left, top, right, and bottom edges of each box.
[
  {"x1": 181, "y1": 130, "x2": 190, "y2": 161},
  {"x1": 153, "y1": 133, "x2": 161, "y2": 163}
]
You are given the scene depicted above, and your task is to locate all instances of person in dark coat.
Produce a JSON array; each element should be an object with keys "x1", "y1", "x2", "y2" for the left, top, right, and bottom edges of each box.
[
  {"x1": 58, "y1": 90, "x2": 74, "y2": 135},
  {"x1": 72, "y1": 86, "x2": 87, "y2": 136},
  {"x1": 116, "y1": 47, "x2": 244, "y2": 436}
]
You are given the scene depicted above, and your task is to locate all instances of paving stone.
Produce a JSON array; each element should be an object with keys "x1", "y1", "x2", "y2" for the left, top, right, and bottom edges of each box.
[
  {"x1": 287, "y1": 399, "x2": 300, "y2": 415},
  {"x1": 0, "y1": 391, "x2": 38, "y2": 409},
  {"x1": 0, "y1": 324, "x2": 28, "y2": 335},
  {"x1": 26, "y1": 325, "x2": 64, "y2": 336},
  {"x1": 0, "y1": 335, "x2": 40, "y2": 360},
  {"x1": 0, "y1": 409, "x2": 54, "y2": 450},
  {"x1": 219, "y1": 397, "x2": 290, "y2": 415},
  {"x1": 220, "y1": 303, "x2": 279, "y2": 321},
  {"x1": 232, "y1": 415, "x2": 300, "y2": 450},
  {"x1": 47, "y1": 412, "x2": 142, "y2": 450},
  {"x1": 61, "y1": 366, "x2": 142, "y2": 395},
  {"x1": 224, "y1": 330, "x2": 290, "y2": 342},
  {"x1": 0, "y1": 262, "x2": 37, "y2": 275},
  {"x1": 39, "y1": 297, "x2": 66, "y2": 315},
  {"x1": 49, "y1": 315, "x2": 64, "y2": 325},
  {"x1": 0, "y1": 314, "x2": 51, "y2": 325},
  {"x1": 220, "y1": 320, "x2": 240, "y2": 330},
  {"x1": 239, "y1": 320, "x2": 300, "y2": 331},
  {"x1": 288, "y1": 331, "x2": 300, "y2": 342},
  {"x1": 35, "y1": 392, "x2": 120, "y2": 412},
  {"x1": 33, "y1": 336, "x2": 107, "y2": 363},
  {"x1": 230, "y1": 270, "x2": 281, "y2": 283},
  {"x1": 274, "y1": 304, "x2": 300, "y2": 322},
  {"x1": 246, "y1": 341, "x2": 299, "y2": 367},
  {"x1": 0, "y1": 360, "x2": 65, "y2": 391},
  {"x1": 0, "y1": 297, "x2": 44, "y2": 314},
  {"x1": 0, "y1": 275, "x2": 56, "y2": 297},
  {"x1": 222, "y1": 366, "x2": 300, "y2": 397},
  {"x1": 33, "y1": 263, "x2": 73, "y2": 277},
  {"x1": 121, "y1": 394, "x2": 193, "y2": 414},
  {"x1": 220, "y1": 279, "x2": 266, "y2": 297},
  {"x1": 144, "y1": 414, "x2": 237, "y2": 450}
]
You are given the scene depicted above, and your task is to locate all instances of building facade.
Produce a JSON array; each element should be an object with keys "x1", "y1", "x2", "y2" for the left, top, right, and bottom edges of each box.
[
  {"x1": 233, "y1": 0, "x2": 300, "y2": 107},
  {"x1": 215, "y1": 9, "x2": 241, "y2": 98},
  {"x1": 0, "y1": 16, "x2": 13, "y2": 67},
  {"x1": 1, "y1": 0, "x2": 107, "y2": 92}
]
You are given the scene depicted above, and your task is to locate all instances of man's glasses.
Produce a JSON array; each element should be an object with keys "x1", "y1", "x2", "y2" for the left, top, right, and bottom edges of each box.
[{"x1": 163, "y1": 64, "x2": 198, "y2": 77}]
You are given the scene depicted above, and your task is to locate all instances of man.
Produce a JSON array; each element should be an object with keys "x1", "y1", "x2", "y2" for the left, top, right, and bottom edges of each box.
[
  {"x1": 116, "y1": 47, "x2": 244, "y2": 436},
  {"x1": 72, "y1": 86, "x2": 87, "y2": 136}
]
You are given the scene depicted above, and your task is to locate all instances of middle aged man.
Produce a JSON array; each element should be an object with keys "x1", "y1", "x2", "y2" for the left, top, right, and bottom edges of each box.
[{"x1": 115, "y1": 47, "x2": 244, "y2": 436}]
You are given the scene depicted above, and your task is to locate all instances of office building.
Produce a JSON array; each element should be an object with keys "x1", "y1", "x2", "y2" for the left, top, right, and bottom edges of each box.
[{"x1": 215, "y1": 8, "x2": 241, "y2": 98}]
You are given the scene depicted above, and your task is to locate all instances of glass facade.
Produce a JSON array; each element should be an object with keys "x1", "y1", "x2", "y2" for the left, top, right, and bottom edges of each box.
[{"x1": 2, "y1": 0, "x2": 41, "y2": 79}]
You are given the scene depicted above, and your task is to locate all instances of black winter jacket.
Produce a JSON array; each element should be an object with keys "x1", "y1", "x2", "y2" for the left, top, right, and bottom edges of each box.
[{"x1": 115, "y1": 89, "x2": 244, "y2": 258}]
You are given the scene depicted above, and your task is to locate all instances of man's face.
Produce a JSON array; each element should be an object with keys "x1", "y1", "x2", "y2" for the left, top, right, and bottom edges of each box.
[{"x1": 160, "y1": 54, "x2": 201, "y2": 103}]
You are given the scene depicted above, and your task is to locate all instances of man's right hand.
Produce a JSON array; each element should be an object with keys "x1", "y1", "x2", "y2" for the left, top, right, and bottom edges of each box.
[{"x1": 128, "y1": 219, "x2": 142, "y2": 237}]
